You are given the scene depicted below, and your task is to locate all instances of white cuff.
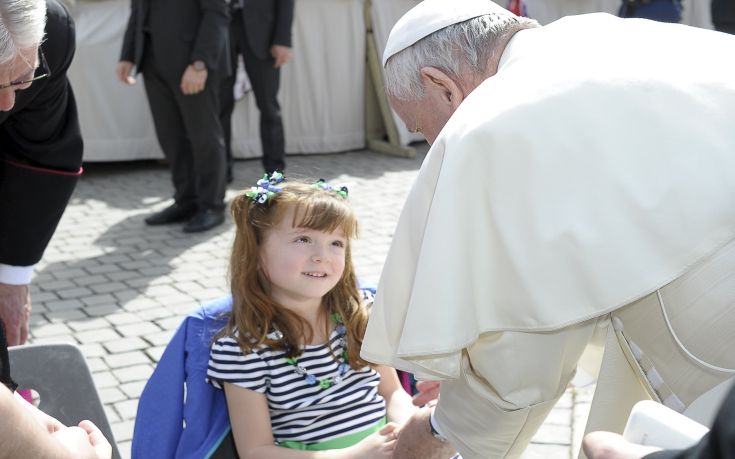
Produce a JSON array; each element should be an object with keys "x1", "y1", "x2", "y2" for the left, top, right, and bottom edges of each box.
[{"x1": 0, "y1": 264, "x2": 34, "y2": 285}]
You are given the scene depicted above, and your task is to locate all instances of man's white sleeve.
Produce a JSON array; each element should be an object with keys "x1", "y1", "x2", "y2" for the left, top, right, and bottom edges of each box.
[{"x1": 433, "y1": 317, "x2": 601, "y2": 459}]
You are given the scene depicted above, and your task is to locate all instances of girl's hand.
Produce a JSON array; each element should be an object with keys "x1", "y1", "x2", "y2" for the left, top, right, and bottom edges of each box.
[{"x1": 344, "y1": 422, "x2": 399, "y2": 458}]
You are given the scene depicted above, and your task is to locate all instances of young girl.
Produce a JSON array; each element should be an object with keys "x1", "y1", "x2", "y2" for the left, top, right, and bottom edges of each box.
[{"x1": 207, "y1": 174, "x2": 417, "y2": 458}]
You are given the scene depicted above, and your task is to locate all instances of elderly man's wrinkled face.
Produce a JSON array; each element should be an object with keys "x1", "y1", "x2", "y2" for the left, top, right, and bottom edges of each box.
[
  {"x1": 389, "y1": 94, "x2": 454, "y2": 145},
  {"x1": 0, "y1": 46, "x2": 41, "y2": 112},
  {"x1": 388, "y1": 67, "x2": 466, "y2": 145}
]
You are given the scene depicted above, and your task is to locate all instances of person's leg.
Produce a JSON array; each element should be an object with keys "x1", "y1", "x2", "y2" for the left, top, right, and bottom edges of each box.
[
  {"x1": 219, "y1": 16, "x2": 240, "y2": 184},
  {"x1": 141, "y1": 52, "x2": 198, "y2": 219},
  {"x1": 175, "y1": 74, "x2": 227, "y2": 230},
  {"x1": 240, "y1": 40, "x2": 286, "y2": 175}
]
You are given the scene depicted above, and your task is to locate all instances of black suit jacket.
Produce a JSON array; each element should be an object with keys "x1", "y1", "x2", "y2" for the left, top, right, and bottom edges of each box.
[
  {"x1": 238, "y1": 0, "x2": 295, "y2": 60},
  {"x1": 120, "y1": 0, "x2": 230, "y2": 83},
  {"x1": 0, "y1": 0, "x2": 82, "y2": 267}
]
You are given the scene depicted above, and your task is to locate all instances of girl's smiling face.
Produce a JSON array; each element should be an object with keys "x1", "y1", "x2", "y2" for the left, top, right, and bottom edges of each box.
[{"x1": 259, "y1": 206, "x2": 347, "y2": 311}]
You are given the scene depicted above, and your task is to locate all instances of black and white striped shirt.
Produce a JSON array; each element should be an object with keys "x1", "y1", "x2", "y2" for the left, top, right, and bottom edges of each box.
[{"x1": 207, "y1": 328, "x2": 386, "y2": 445}]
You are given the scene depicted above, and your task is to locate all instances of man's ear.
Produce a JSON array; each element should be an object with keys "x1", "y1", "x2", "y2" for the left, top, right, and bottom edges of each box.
[{"x1": 419, "y1": 67, "x2": 464, "y2": 111}]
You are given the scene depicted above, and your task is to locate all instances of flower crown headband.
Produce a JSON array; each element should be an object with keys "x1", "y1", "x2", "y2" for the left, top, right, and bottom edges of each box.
[{"x1": 244, "y1": 172, "x2": 349, "y2": 204}]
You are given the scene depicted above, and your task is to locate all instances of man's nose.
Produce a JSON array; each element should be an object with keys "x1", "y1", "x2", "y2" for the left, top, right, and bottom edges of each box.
[{"x1": 0, "y1": 89, "x2": 17, "y2": 111}]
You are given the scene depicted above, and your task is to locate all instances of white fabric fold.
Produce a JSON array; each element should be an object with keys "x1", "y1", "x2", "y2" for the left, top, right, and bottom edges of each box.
[{"x1": 362, "y1": 14, "x2": 735, "y2": 378}]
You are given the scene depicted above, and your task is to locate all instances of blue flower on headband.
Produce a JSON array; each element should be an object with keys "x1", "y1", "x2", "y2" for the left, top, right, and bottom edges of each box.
[
  {"x1": 245, "y1": 171, "x2": 285, "y2": 204},
  {"x1": 313, "y1": 178, "x2": 349, "y2": 198}
]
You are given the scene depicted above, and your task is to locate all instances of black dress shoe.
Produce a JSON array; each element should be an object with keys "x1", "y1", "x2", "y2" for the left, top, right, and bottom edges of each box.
[
  {"x1": 144, "y1": 203, "x2": 197, "y2": 225},
  {"x1": 183, "y1": 209, "x2": 225, "y2": 233}
]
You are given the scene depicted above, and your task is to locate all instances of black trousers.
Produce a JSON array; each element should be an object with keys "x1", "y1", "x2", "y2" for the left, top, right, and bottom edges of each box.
[
  {"x1": 220, "y1": 13, "x2": 286, "y2": 175},
  {"x1": 141, "y1": 42, "x2": 226, "y2": 211}
]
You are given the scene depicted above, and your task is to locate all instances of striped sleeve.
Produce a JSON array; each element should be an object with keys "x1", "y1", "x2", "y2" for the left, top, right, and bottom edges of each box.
[{"x1": 207, "y1": 336, "x2": 269, "y2": 393}]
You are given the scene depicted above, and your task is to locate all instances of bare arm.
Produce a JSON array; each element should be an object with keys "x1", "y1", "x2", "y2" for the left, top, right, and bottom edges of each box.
[
  {"x1": 224, "y1": 383, "x2": 397, "y2": 459},
  {"x1": 375, "y1": 365, "x2": 417, "y2": 425},
  {"x1": 0, "y1": 385, "x2": 110, "y2": 459},
  {"x1": 391, "y1": 406, "x2": 456, "y2": 459}
]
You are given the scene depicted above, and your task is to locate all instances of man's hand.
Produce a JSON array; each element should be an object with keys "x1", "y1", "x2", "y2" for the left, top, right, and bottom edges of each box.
[
  {"x1": 392, "y1": 406, "x2": 456, "y2": 459},
  {"x1": 412, "y1": 380, "x2": 440, "y2": 406},
  {"x1": 51, "y1": 420, "x2": 112, "y2": 459},
  {"x1": 270, "y1": 45, "x2": 291, "y2": 68},
  {"x1": 180, "y1": 65, "x2": 207, "y2": 95},
  {"x1": 115, "y1": 61, "x2": 136, "y2": 85},
  {"x1": 582, "y1": 432, "x2": 662, "y2": 459},
  {"x1": 0, "y1": 283, "x2": 30, "y2": 345}
]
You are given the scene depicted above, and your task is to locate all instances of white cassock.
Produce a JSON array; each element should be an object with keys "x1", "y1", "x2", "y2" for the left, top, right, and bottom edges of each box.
[{"x1": 362, "y1": 13, "x2": 735, "y2": 458}]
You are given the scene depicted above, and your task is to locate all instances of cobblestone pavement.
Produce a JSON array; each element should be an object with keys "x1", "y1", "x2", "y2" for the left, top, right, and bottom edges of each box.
[{"x1": 29, "y1": 145, "x2": 594, "y2": 458}]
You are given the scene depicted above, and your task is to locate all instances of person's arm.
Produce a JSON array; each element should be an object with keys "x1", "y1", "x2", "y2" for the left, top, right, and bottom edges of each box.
[
  {"x1": 395, "y1": 318, "x2": 599, "y2": 458},
  {"x1": 0, "y1": 1, "x2": 82, "y2": 346},
  {"x1": 190, "y1": 0, "x2": 229, "y2": 71},
  {"x1": 0, "y1": 385, "x2": 111, "y2": 459},
  {"x1": 270, "y1": 0, "x2": 294, "y2": 68},
  {"x1": 375, "y1": 365, "x2": 416, "y2": 425},
  {"x1": 223, "y1": 383, "x2": 398, "y2": 459}
]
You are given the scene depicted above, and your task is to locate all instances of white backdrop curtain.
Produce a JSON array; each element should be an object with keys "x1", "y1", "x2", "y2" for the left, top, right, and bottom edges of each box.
[
  {"x1": 70, "y1": 0, "x2": 366, "y2": 161},
  {"x1": 71, "y1": 0, "x2": 714, "y2": 160}
]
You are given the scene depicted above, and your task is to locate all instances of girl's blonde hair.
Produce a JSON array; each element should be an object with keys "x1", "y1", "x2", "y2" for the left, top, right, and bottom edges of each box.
[{"x1": 224, "y1": 180, "x2": 369, "y2": 368}]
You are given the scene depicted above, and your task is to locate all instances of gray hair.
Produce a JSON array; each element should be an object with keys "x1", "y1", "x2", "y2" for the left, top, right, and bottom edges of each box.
[
  {"x1": 384, "y1": 13, "x2": 539, "y2": 101},
  {"x1": 0, "y1": 0, "x2": 47, "y2": 66}
]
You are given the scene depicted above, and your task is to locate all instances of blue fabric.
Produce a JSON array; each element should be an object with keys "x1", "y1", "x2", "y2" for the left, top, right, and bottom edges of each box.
[
  {"x1": 619, "y1": 0, "x2": 682, "y2": 23},
  {"x1": 131, "y1": 284, "x2": 376, "y2": 459},
  {"x1": 132, "y1": 296, "x2": 232, "y2": 459}
]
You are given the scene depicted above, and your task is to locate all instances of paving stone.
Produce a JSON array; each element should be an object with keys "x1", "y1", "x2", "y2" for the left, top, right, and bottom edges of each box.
[
  {"x1": 67, "y1": 317, "x2": 110, "y2": 332},
  {"x1": 118, "y1": 441, "x2": 132, "y2": 459},
  {"x1": 104, "y1": 351, "x2": 150, "y2": 369},
  {"x1": 30, "y1": 335, "x2": 77, "y2": 345},
  {"x1": 116, "y1": 321, "x2": 161, "y2": 338},
  {"x1": 86, "y1": 303, "x2": 122, "y2": 317},
  {"x1": 522, "y1": 443, "x2": 571, "y2": 459},
  {"x1": 98, "y1": 387, "x2": 128, "y2": 405},
  {"x1": 75, "y1": 328, "x2": 120, "y2": 344},
  {"x1": 136, "y1": 307, "x2": 175, "y2": 322},
  {"x1": 142, "y1": 330, "x2": 175, "y2": 346},
  {"x1": 113, "y1": 399, "x2": 140, "y2": 420},
  {"x1": 92, "y1": 371, "x2": 119, "y2": 389},
  {"x1": 39, "y1": 280, "x2": 77, "y2": 291},
  {"x1": 110, "y1": 418, "x2": 136, "y2": 442},
  {"x1": 86, "y1": 357, "x2": 109, "y2": 373},
  {"x1": 119, "y1": 380, "x2": 148, "y2": 399},
  {"x1": 79, "y1": 343, "x2": 107, "y2": 358},
  {"x1": 112, "y1": 364, "x2": 154, "y2": 384},
  {"x1": 90, "y1": 282, "x2": 129, "y2": 294},
  {"x1": 44, "y1": 298, "x2": 85, "y2": 311},
  {"x1": 104, "y1": 337, "x2": 150, "y2": 353},
  {"x1": 32, "y1": 322, "x2": 72, "y2": 337},
  {"x1": 31, "y1": 291, "x2": 60, "y2": 302},
  {"x1": 104, "y1": 404, "x2": 122, "y2": 424},
  {"x1": 145, "y1": 346, "x2": 166, "y2": 362},
  {"x1": 44, "y1": 309, "x2": 88, "y2": 322},
  {"x1": 106, "y1": 312, "x2": 143, "y2": 326},
  {"x1": 57, "y1": 286, "x2": 94, "y2": 299}
]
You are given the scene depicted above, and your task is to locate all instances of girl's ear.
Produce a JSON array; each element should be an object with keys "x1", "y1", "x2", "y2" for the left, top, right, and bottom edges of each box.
[{"x1": 419, "y1": 67, "x2": 465, "y2": 111}]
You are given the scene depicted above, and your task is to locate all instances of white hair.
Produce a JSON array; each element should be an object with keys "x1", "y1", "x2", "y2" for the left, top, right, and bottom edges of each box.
[
  {"x1": 384, "y1": 13, "x2": 539, "y2": 101},
  {"x1": 0, "y1": 0, "x2": 47, "y2": 66}
]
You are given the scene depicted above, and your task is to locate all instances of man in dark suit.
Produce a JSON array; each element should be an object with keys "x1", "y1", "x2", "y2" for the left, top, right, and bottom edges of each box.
[
  {"x1": 117, "y1": 0, "x2": 230, "y2": 232},
  {"x1": 220, "y1": 0, "x2": 295, "y2": 178},
  {"x1": 712, "y1": 0, "x2": 735, "y2": 34},
  {"x1": 0, "y1": 0, "x2": 83, "y2": 346}
]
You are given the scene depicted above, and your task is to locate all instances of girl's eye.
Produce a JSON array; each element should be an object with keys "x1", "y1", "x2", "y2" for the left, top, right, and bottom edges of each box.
[
  {"x1": 332, "y1": 240, "x2": 345, "y2": 248},
  {"x1": 295, "y1": 236, "x2": 310, "y2": 243}
]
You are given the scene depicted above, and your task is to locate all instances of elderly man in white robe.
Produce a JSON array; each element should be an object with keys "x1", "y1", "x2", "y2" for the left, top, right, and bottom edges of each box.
[{"x1": 361, "y1": 1, "x2": 735, "y2": 458}]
